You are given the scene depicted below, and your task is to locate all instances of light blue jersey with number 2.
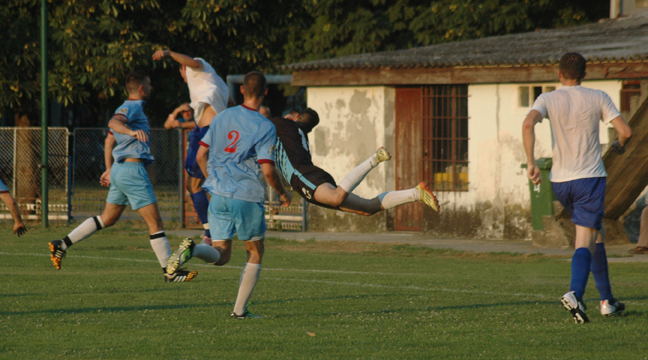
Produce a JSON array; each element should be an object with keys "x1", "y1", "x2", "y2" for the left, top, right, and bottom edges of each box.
[{"x1": 199, "y1": 105, "x2": 276, "y2": 203}]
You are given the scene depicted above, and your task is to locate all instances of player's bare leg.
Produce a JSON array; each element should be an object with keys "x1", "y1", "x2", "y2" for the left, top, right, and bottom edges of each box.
[
  {"x1": 48, "y1": 203, "x2": 125, "y2": 270},
  {"x1": 232, "y1": 239, "x2": 265, "y2": 319},
  {"x1": 186, "y1": 174, "x2": 211, "y2": 244}
]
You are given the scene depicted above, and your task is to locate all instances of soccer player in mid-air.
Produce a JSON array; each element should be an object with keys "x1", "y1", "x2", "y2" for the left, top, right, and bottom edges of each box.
[
  {"x1": 0, "y1": 177, "x2": 27, "y2": 237},
  {"x1": 269, "y1": 108, "x2": 439, "y2": 216},
  {"x1": 523, "y1": 52, "x2": 632, "y2": 323},
  {"x1": 166, "y1": 72, "x2": 292, "y2": 319},
  {"x1": 49, "y1": 71, "x2": 197, "y2": 282},
  {"x1": 153, "y1": 49, "x2": 234, "y2": 244}
]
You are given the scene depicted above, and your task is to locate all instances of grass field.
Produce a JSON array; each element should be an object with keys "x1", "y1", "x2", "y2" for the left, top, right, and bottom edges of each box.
[{"x1": 2, "y1": 223, "x2": 648, "y2": 359}]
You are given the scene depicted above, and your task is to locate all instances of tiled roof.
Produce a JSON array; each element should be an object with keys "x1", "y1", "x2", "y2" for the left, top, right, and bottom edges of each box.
[{"x1": 286, "y1": 12, "x2": 648, "y2": 71}]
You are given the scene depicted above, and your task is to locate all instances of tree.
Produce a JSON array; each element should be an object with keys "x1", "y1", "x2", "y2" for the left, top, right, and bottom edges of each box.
[{"x1": 283, "y1": 0, "x2": 610, "y2": 64}]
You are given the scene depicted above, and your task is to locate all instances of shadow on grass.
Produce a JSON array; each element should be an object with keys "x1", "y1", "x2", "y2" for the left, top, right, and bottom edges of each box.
[{"x1": 0, "y1": 301, "x2": 231, "y2": 316}]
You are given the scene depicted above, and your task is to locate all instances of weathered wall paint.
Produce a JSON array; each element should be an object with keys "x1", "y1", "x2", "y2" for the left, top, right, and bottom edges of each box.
[{"x1": 305, "y1": 81, "x2": 622, "y2": 238}]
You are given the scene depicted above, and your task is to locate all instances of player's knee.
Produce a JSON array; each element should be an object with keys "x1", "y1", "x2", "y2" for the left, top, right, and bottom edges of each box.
[{"x1": 214, "y1": 252, "x2": 231, "y2": 266}]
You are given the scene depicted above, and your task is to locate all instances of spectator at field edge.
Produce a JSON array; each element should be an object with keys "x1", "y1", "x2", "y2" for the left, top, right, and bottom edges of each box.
[
  {"x1": 0, "y1": 178, "x2": 26, "y2": 237},
  {"x1": 629, "y1": 205, "x2": 648, "y2": 253},
  {"x1": 166, "y1": 72, "x2": 292, "y2": 319},
  {"x1": 49, "y1": 71, "x2": 197, "y2": 282},
  {"x1": 153, "y1": 49, "x2": 235, "y2": 244},
  {"x1": 523, "y1": 52, "x2": 632, "y2": 323}
]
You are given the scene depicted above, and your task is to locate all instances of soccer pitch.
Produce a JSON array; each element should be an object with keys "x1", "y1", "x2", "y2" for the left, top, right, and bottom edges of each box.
[{"x1": 2, "y1": 224, "x2": 648, "y2": 359}]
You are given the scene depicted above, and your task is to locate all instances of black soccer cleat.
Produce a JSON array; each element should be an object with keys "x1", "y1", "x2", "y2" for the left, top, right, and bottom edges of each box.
[
  {"x1": 164, "y1": 268, "x2": 198, "y2": 282},
  {"x1": 561, "y1": 291, "x2": 590, "y2": 323},
  {"x1": 48, "y1": 240, "x2": 66, "y2": 270}
]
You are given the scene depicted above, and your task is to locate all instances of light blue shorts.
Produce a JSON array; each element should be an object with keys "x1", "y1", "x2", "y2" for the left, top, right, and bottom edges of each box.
[
  {"x1": 0, "y1": 178, "x2": 8, "y2": 193},
  {"x1": 106, "y1": 162, "x2": 157, "y2": 210},
  {"x1": 208, "y1": 194, "x2": 266, "y2": 241}
]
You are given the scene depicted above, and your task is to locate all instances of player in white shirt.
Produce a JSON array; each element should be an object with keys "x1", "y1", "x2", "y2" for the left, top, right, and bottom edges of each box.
[
  {"x1": 523, "y1": 53, "x2": 632, "y2": 323},
  {"x1": 153, "y1": 50, "x2": 235, "y2": 243}
]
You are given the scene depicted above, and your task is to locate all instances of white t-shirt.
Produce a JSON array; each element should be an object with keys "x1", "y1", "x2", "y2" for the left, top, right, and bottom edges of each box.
[
  {"x1": 186, "y1": 58, "x2": 229, "y2": 127},
  {"x1": 530, "y1": 85, "x2": 620, "y2": 183}
]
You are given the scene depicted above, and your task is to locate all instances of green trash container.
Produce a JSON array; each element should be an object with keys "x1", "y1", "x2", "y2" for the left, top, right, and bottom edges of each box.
[{"x1": 521, "y1": 158, "x2": 556, "y2": 231}]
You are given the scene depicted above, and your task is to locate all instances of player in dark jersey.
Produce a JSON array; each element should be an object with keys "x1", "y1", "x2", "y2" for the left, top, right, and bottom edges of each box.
[{"x1": 270, "y1": 109, "x2": 439, "y2": 215}]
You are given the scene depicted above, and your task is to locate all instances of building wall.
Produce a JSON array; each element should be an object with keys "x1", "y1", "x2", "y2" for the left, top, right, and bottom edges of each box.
[
  {"x1": 305, "y1": 81, "x2": 622, "y2": 238},
  {"x1": 306, "y1": 86, "x2": 396, "y2": 232}
]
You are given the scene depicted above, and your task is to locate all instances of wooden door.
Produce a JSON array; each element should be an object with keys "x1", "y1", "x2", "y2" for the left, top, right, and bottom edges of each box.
[{"x1": 395, "y1": 88, "x2": 423, "y2": 231}]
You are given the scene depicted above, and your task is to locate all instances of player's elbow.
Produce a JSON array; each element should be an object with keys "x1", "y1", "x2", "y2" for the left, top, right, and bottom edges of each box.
[{"x1": 620, "y1": 127, "x2": 632, "y2": 141}]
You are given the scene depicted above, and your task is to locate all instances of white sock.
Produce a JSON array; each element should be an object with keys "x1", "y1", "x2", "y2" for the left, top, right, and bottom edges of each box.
[
  {"x1": 149, "y1": 231, "x2": 172, "y2": 268},
  {"x1": 338, "y1": 154, "x2": 377, "y2": 193},
  {"x1": 62, "y1": 216, "x2": 105, "y2": 250},
  {"x1": 192, "y1": 244, "x2": 221, "y2": 264},
  {"x1": 234, "y1": 262, "x2": 262, "y2": 315},
  {"x1": 378, "y1": 188, "x2": 420, "y2": 209}
]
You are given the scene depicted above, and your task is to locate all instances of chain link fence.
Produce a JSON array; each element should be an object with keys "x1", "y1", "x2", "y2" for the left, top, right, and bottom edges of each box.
[
  {"x1": 0, "y1": 127, "x2": 69, "y2": 221},
  {"x1": 1, "y1": 127, "x2": 305, "y2": 230},
  {"x1": 72, "y1": 128, "x2": 182, "y2": 221}
]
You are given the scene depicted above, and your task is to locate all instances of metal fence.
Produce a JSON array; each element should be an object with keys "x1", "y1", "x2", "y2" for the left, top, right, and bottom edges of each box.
[
  {"x1": 0, "y1": 127, "x2": 69, "y2": 221},
  {"x1": 0, "y1": 127, "x2": 305, "y2": 231}
]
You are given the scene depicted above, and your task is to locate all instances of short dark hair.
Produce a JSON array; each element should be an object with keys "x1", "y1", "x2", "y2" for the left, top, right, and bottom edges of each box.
[
  {"x1": 243, "y1": 71, "x2": 266, "y2": 99},
  {"x1": 125, "y1": 71, "x2": 149, "y2": 93},
  {"x1": 559, "y1": 53, "x2": 586, "y2": 81},
  {"x1": 297, "y1": 108, "x2": 319, "y2": 133}
]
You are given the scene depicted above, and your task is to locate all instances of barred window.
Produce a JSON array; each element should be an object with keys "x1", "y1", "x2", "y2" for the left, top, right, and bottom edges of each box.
[{"x1": 422, "y1": 85, "x2": 469, "y2": 192}]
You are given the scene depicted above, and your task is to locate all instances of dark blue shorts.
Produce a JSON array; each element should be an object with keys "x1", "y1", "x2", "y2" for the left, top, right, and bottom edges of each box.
[
  {"x1": 185, "y1": 126, "x2": 209, "y2": 180},
  {"x1": 552, "y1": 177, "x2": 606, "y2": 230}
]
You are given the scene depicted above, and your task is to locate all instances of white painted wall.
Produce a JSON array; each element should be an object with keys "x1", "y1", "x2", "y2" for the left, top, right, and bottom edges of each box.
[{"x1": 306, "y1": 87, "x2": 393, "y2": 200}]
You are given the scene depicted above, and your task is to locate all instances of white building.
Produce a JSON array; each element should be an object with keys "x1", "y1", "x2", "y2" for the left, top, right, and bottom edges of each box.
[{"x1": 287, "y1": 13, "x2": 648, "y2": 240}]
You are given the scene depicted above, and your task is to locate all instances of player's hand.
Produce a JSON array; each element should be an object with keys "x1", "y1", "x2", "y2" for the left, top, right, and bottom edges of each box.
[
  {"x1": 100, "y1": 170, "x2": 111, "y2": 187},
  {"x1": 610, "y1": 139, "x2": 626, "y2": 155},
  {"x1": 280, "y1": 192, "x2": 292, "y2": 207},
  {"x1": 152, "y1": 50, "x2": 170, "y2": 60},
  {"x1": 13, "y1": 222, "x2": 26, "y2": 237},
  {"x1": 131, "y1": 129, "x2": 149, "y2": 142},
  {"x1": 178, "y1": 103, "x2": 191, "y2": 112},
  {"x1": 527, "y1": 163, "x2": 542, "y2": 186}
]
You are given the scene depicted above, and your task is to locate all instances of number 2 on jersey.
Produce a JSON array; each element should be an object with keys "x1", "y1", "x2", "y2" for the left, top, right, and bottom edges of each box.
[{"x1": 224, "y1": 130, "x2": 239, "y2": 153}]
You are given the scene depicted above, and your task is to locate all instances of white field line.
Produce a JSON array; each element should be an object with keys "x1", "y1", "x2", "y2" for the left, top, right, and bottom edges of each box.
[{"x1": 2, "y1": 251, "x2": 554, "y2": 299}]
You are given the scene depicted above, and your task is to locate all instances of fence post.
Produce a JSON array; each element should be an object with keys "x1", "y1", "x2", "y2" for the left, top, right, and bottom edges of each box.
[
  {"x1": 302, "y1": 199, "x2": 308, "y2": 232},
  {"x1": 178, "y1": 128, "x2": 184, "y2": 227}
]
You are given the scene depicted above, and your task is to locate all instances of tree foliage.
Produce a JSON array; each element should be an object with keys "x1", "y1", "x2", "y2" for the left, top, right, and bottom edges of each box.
[
  {"x1": 0, "y1": 0, "x2": 608, "y2": 126},
  {"x1": 284, "y1": 0, "x2": 609, "y2": 63}
]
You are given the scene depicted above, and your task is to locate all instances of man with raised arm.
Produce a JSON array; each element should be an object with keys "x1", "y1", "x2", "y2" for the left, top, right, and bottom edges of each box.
[
  {"x1": 523, "y1": 52, "x2": 632, "y2": 323},
  {"x1": 153, "y1": 50, "x2": 235, "y2": 244},
  {"x1": 49, "y1": 71, "x2": 197, "y2": 282},
  {"x1": 166, "y1": 72, "x2": 291, "y2": 319}
]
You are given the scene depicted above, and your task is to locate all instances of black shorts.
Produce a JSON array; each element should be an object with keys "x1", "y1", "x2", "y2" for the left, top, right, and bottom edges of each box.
[{"x1": 290, "y1": 165, "x2": 339, "y2": 210}]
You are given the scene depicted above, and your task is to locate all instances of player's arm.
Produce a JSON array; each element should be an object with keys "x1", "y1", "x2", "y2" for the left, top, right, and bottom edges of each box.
[
  {"x1": 261, "y1": 163, "x2": 292, "y2": 207},
  {"x1": 197, "y1": 145, "x2": 209, "y2": 179},
  {"x1": 108, "y1": 115, "x2": 148, "y2": 142},
  {"x1": 0, "y1": 192, "x2": 26, "y2": 237},
  {"x1": 165, "y1": 103, "x2": 196, "y2": 129},
  {"x1": 609, "y1": 116, "x2": 632, "y2": 154},
  {"x1": 522, "y1": 110, "x2": 543, "y2": 185},
  {"x1": 100, "y1": 132, "x2": 115, "y2": 187},
  {"x1": 152, "y1": 50, "x2": 203, "y2": 71}
]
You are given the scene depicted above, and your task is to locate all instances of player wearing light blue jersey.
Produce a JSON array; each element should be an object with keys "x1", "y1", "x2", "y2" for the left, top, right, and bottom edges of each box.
[
  {"x1": 49, "y1": 71, "x2": 197, "y2": 282},
  {"x1": 0, "y1": 177, "x2": 26, "y2": 237},
  {"x1": 167, "y1": 72, "x2": 292, "y2": 319},
  {"x1": 154, "y1": 49, "x2": 235, "y2": 244}
]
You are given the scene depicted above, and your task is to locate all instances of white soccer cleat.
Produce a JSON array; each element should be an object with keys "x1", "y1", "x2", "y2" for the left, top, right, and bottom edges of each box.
[
  {"x1": 600, "y1": 299, "x2": 625, "y2": 316},
  {"x1": 561, "y1": 291, "x2": 589, "y2": 323},
  {"x1": 375, "y1": 147, "x2": 391, "y2": 163}
]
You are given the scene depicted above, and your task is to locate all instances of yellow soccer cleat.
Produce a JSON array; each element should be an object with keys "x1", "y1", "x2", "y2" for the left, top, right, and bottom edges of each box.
[
  {"x1": 48, "y1": 240, "x2": 66, "y2": 270},
  {"x1": 375, "y1": 147, "x2": 391, "y2": 163},
  {"x1": 416, "y1": 182, "x2": 440, "y2": 212}
]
